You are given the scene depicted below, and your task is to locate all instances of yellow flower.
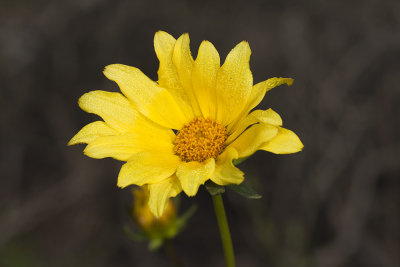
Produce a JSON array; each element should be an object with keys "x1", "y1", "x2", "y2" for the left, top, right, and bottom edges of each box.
[{"x1": 69, "y1": 31, "x2": 303, "y2": 217}]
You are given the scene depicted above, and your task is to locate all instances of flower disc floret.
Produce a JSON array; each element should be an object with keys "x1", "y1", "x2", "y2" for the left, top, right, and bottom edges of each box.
[{"x1": 174, "y1": 117, "x2": 227, "y2": 162}]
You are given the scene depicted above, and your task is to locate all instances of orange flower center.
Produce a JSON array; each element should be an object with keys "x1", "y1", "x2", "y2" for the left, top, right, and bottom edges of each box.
[{"x1": 174, "y1": 117, "x2": 227, "y2": 162}]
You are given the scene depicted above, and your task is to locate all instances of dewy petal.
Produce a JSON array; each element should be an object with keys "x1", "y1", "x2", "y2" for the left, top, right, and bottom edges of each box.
[
  {"x1": 154, "y1": 31, "x2": 195, "y2": 119},
  {"x1": 229, "y1": 123, "x2": 278, "y2": 158},
  {"x1": 78, "y1": 91, "x2": 137, "y2": 133},
  {"x1": 104, "y1": 64, "x2": 191, "y2": 129},
  {"x1": 83, "y1": 131, "x2": 174, "y2": 161},
  {"x1": 176, "y1": 158, "x2": 215, "y2": 196},
  {"x1": 192, "y1": 41, "x2": 220, "y2": 119},
  {"x1": 215, "y1": 41, "x2": 253, "y2": 125},
  {"x1": 148, "y1": 175, "x2": 182, "y2": 217},
  {"x1": 251, "y1": 109, "x2": 282, "y2": 126},
  {"x1": 83, "y1": 135, "x2": 140, "y2": 161},
  {"x1": 172, "y1": 33, "x2": 201, "y2": 116},
  {"x1": 154, "y1": 31, "x2": 181, "y2": 92},
  {"x1": 117, "y1": 152, "x2": 181, "y2": 188},
  {"x1": 226, "y1": 113, "x2": 258, "y2": 144},
  {"x1": 260, "y1": 127, "x2": 304, "y2": 154},
  {"x1": 78, "y1": 98, "x2": 175, "y2": 161},
  {"x1": 211, "y1": 147, "x2": 244, "y2": 186},
  {"x1": 246, "y1": 78, "x2": 293, "y2": 115},
  {"x1": 68, "y1": 121, "x2": 118, "y2": 145},
  {"x1": 228, "y1": 78, "x2": 293, "y2": 132},
  {"x1": 226, "y1": 108, "x2": 282, "y2": 144}
]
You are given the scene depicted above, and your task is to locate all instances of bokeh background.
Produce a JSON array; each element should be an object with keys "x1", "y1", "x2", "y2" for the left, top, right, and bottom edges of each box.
[{"x1": 1, "y1": 0, "x2": 399, "y2": 266}]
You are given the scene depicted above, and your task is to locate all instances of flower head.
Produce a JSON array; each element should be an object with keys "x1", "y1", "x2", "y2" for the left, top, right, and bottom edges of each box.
[{"x1": 69, "y1": 31, "x2": 303, "y2": 217}]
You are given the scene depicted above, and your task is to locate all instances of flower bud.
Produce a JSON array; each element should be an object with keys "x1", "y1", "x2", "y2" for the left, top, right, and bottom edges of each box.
[{"x1": 132, "y1": 186, "x2": 177, "y2": 241}]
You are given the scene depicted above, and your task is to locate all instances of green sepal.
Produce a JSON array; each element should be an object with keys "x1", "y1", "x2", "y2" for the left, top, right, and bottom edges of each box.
[
  {"x1": 205, "y1": 180, "x2": 225, "y2": 196},
  {"x1": 233, "y1": 156, "x2": 249, "y2": 165},
  {"x1": 123, "y1": 225, "x2": 147, "y2": 242},
  {"x1": 124, "y1": 204, "x2": 133, "y2": 218},
  {"x1": 148, "y1": 239, "x2": 164, "y2": 251},
  {"x1": 172, "y1": 194, "x2": 181, "y2": 209},
  {"x1": 228, "y1": 182, "x2": 262, "y2": 199}
]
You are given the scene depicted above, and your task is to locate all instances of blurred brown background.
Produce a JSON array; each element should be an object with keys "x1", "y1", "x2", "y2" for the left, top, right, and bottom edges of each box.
[{"x1": 1, "y1": 0, "x2": 399, "y2": 266}]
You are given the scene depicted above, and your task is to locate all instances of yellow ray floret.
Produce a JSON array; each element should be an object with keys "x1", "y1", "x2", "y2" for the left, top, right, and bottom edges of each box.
[{"x1": 69, "y1": 31, "x2": 303, "y2": 217}]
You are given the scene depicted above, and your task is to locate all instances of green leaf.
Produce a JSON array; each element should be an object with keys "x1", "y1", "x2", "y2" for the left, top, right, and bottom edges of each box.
[
  {"x1": 205, "y1": 180, "x2": 225, "y2": 196},
  {"x1": 233, "y1": 156, "x2": 249, "y2": 165},
  {"x1": 123, "y1": 225, "x2": 147, "y2": 242},
  {"x1": 228, "y1": 182, "x2": 262, "y2": 199}
]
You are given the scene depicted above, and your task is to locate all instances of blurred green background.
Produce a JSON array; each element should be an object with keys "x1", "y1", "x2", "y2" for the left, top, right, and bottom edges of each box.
[{"x1": 1, "y1": 0, "x2": 399, "y2": 266}]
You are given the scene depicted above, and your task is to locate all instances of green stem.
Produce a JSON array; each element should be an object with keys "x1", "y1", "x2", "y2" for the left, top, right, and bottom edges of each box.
[{"x1": 212, "y1": 194, "x2": 235, "y2": 267}]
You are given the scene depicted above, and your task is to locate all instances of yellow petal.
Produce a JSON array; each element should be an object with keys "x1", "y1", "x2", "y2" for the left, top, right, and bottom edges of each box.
[
  {"x1": 229, "y1": 123, "x2": 278, "y2": 158},
  {"x1": 192, "y1": 41, "x2": 220, "y2": 119},
  {"x1": 251, "y1": 109, "x2": 282, "y2": 126},
  {"x1": 148, "y1": 176, "x2": 182, "y2": 217},
  {"x1": 154, "y1": 31, "x2": 181, "y2": 92},
  {"x1": 215, "y1": 41, "x2": 253, "y2": 125},
  {"x1": 246, "y1": 78, "x2": 293, "y2": 114},
  {"x1": 117, "y1": 152, "x2": 181, "y2": 188},
  {"x1": 172, "y1": 33, "x2": 194, "y2": 90},
  {"x1": 83, "y1": 135, "x2": 138, "y2": 161},
  {"x1": 68, "y1": 121, "x2": 118, "y2": 145},
  {"x1": 78, "y1": 91, "x2": 136, "y2": 133},
  {"x1": 228, "y1": 78, "x2": 293, "y2": 132},
  {"x1": 226, "y1": 108, "x2": 282, "y2": 144},
  {"x1": 80, "y1": 108, "x2": 175, "y2": 161},
  {"x1": 83, "y1": 131, "x2": 174, "y2": 161},
  {"x1": 154, "y1": 31, "x2": 195, "y2": 119},
  {"x1": 172, "y1": 33, "x2": 201, "y2": 116},
  {"x1": 226, "y1": 113, "x2": 258, "y2": 144},
  {"x1": 176, "y1": 158, "x2": 215, "y2": 196},
  {"x1": 103, "y1": 64, "x2": 190, "y2": 129},
  {"x1": 211, "y1": 147, "x2": 244, "y2": 186},
  {"x1": 260, "y1": 127, "x2": 303, "y2": 154}
]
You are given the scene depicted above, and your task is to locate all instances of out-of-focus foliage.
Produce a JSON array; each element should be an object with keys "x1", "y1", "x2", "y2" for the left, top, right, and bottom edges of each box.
[{"x1": 1, "y1": 0, "x2": 399, "y2": 266}]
